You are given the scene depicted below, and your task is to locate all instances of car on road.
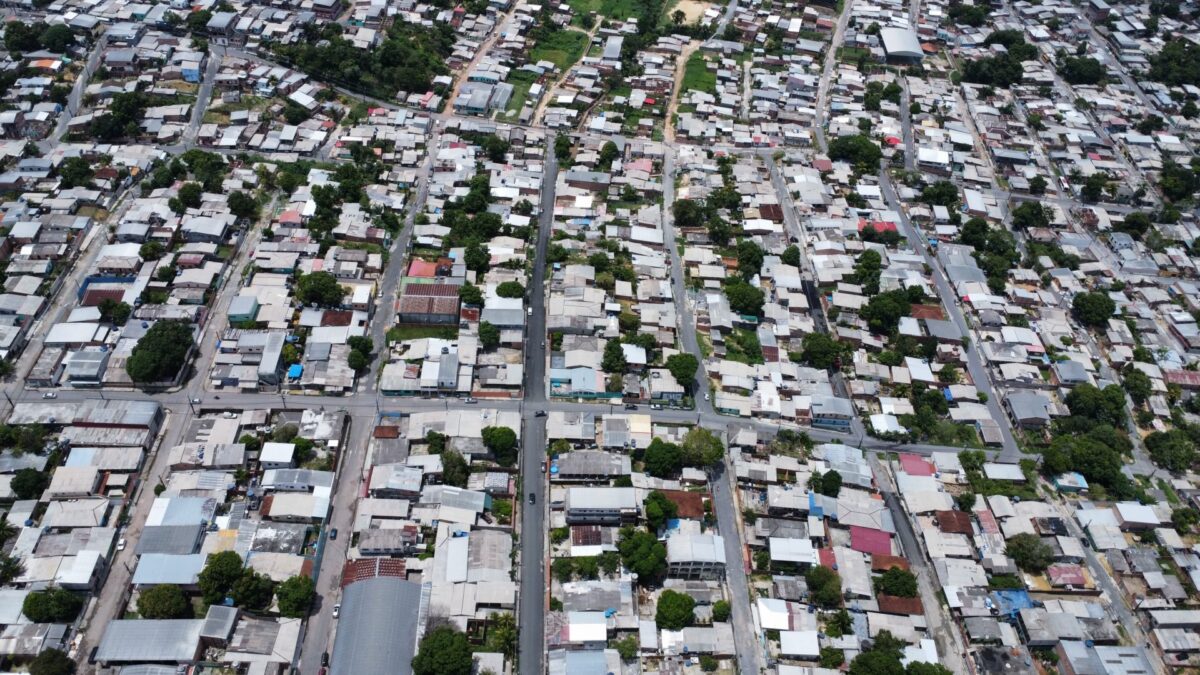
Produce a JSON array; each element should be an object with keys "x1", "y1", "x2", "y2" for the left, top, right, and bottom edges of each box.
[
  {"x1": 624, "y1": 404, "x2": 637, "y2": 410},
  {"x1": 651, "y1": 404, "x2": 663, "y2": 410},
  {"x1": 192, "y1": 398, "x2": 201, "y2": 404},
  {"x1": 329, "y1": 528, "x2": 338, "y2": 540},
  {"x1": 322, "y1": 652, "x2": 330, "y2": 666},
  {"x1": 528, "y1": 492, "x2": 536, "y2": 505},
  {"x1": 116, "y1": 538, "x2": 126, "y2": 551},
  {"x1": 535, "y1": 410, "x2": 546, "y2": 417},
  {"x1": 704, "y1": 393, "x2": 710, "y2": 401},
  {"x1": 42, "y1": 392, "x2": 57, "y2": 399},
  {"x1": 332, "y1": 605, "x2": 340, "y2": 619},
  {"x1": 464, "y1": 397, "x2": 477, "y2": 404},
  {"x1": 540, "y1": 462, "x2": 546, "y2": 473}
]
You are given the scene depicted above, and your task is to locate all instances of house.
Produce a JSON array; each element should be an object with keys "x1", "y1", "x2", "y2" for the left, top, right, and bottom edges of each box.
[
  {"x1": 564, "y1": 487, "x2": 638, "y2": 525},
  {"x1": 666, "y1": 533, "x2": 726, "y2": 580}
]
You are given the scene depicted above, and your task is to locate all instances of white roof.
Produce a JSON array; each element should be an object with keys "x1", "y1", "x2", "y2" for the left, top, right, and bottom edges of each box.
[
  {"x1": 779, "y1": 630, "x2": 820, "y2": 658},
  {"x1": 567, "y1": 611, "x2": 608, "y2": 643}
]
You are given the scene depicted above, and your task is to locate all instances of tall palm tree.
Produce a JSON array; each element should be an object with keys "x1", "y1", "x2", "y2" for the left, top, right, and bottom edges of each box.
[{"x1": 0, "y1": 555, "x2": 24, "y2": 585}]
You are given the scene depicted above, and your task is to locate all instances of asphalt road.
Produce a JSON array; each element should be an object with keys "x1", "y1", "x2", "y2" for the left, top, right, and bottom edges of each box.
[
  {"x1": 516, "y1": 130, "x2": 557, "y2": 675},
  {"x1": 711, "y1": 455, "x2": 762, "y2": 675}
]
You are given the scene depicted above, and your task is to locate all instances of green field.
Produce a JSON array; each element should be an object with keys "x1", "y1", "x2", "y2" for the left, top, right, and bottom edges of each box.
[
  {"x1": 503, "y1": 70, "x2": 540, "y2": 118},
  {"x1": 681, "y1": 51, "x2": 716, "y2": 94},
  {"x1": 531, "y1": 29, "x2": 590, "y2": 71},
  {"x1": 567, "y1": 0, "x2": 643, "y2": 20}
]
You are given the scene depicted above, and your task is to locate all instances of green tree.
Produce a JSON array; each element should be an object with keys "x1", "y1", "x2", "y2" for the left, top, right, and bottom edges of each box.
[
  {"x1": 665, "y1": 353, "x2": 699, "y2": 388},
  {"x1": 643, "y1": 438, "x2": 683, "y2": 478},
  {"x1": 126, "y1": 320, "x2": 195, "y2": 383},
  {"x1": 1029, "y1": 175, "x2": 1048, "y2": 195},
  {"x1": 828, "y1": 135, "x2": 882, "y2": 170},
  {"x1": 602, "y1": 339, "x2": 626, "y2": 373},
  {"x1": 644, "y1": 490, "x2": 678, "y2": 531},
  {"x1": 139, "y1": 241, "x2": 165, "y2": 260},
  {"x1": 806, "y1": 565, "x2": 843, "y2": 608},
  {"x1": 810, "y1": 469, "x2": 842, "y2": 497},
  {"x1": 874, "y1": 567, "x2": 918, "y2": 597},
  {"x1": 1071, "y1": 291, "x2": 1115, "y2": 327},
  {"x1": 275, "y1": 575, "x2": 315, "y2": 617},
  {"x1": 655, "y1": 589, "x2": 695, "y2": 630},
  {"x1": 479, "y1": 321, "x2": 500, "y2": 349},
  {"x1": 615, "y1": 634, "x2": 639, "y2": 660},
  {"x1": 411, "y1": 626, "x2": 474, "y2": 675},
  {"x1": 724, "y1": 279, "x2": 765, "y2": 316},
  {"x1": 198, "y1": 551, "x2": 244, "y2": 605},
  {"x1": 554, "y1": 134, "x2": 573, "y2": 163},
  {"x1": 955, "y1": 492, "x2": 977, "y2": 511},
  {"x1": 39, "y1": 24, "x2": 76, "y2": 53},
  {"x1": 861, "y1": 289, "x2": 912, "y2": 334},
  {"x1": 57, "y1": 157, "x2": 94, "y2": 189},
  {"x1": 1011, "y1": 201, "x2": 1051, "y2": 230},
  {"x1": 22, "y1": 587, "x2": 83, "y2": 623},
  {"x1": 98, "y1": 298, "x2": 132, "y2": 326},
  {"x1": 232, "y1": 570, "x2": 275, "y2": 610},
  {"x1": 29, "y1": 649, "x2": 75, "y2": 675},
  {"x1": 481, "y1": 426, "x2": 518, "y2": 466},
  {"x1": 799, "y1": 332, "x2": 842, "y2": 370},
  {"x1": 736, "y1": 240, "x2": 765, "y2": 280},
  {"x1": 920, "y1": 180, "x2": 959, "y2": 207},
  {"x1": 136, "y1": 584, "x2": 190, "y2": 619},
  {"x1": 481, "y1": 134, "x2": 510, "y2": 163},
  {"x1": 1006, "y1": 532, "x2": 1053, "y2": 573},
  {"x1": 598, "y1": 141, "x2": 620, "y2": 169},
  {"x1": 1058, "y1": 56, "x2": 1106, "y2": 85},
  {"x1": 441, "y1": 450, "x2": 469, "y2": 487},
  {"x1": 11, "y1": 468, "x2": 48, "y2": 500},
  {"x1": 348, "y1": 350, "x2": 369, "y2": 372},
  {"x1": 712, "y1": 600, "x2": 731, "y2": 622},
  {"x1": 821, "y1": 647, "x2": 846, "y2": 668},
  {"x1": 1172, "y1": 506, "x2": 1200, "y2": 533},
  {"x1": 458, "y1": 283, "x2": 483, "y2": 306},
  {"x1": 781, "y1": 245, "x2": 801, "y2": 267},
  {"x1": 1145, "y1": 430, "x2": 1195, "y2": 473},
  {"x1": 682, "y1": 427, "x2": 724, "y2": 467},
  {"x1": 617, "y1": 527, "x2": 667, "y2": 586},
  {"x1": 495, "y1": 281, "x2": 525, "y2": 298},
  {"x1": 227, "y1": 191, "x2": 260, "y2": 220},
  {"x1": 1116, "y1": 212, "x2": 1152, "y2": 240},
  {"x1": 464, "y1": 242, "x2": 490, "y2": 273},
  {"x1": 1122, "y1": 367, "x2": 1153, "y2": 405},
  {"x1": 295, "y1": 271, "x2": 347, "y2": 307}
]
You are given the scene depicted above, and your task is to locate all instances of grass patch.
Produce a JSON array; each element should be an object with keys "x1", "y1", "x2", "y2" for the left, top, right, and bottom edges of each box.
[
  {"x1": 681, "y1": 51, "x2": 716, "y2": 95},
  {"x1": 531, "y1": 30, "x2": 590, "y2": 72},
  {"x1": 837, "y1": 47, "x2": 871, "y2": 63},
  {"x1": 724, "y1": 328, "x2": 763, "y2": 365},
  {"x1": 503, "y1": 70, "x2": 540, "y2": 117},
  {"x1": 567, "y1": 0, "x2": 643, "y2": 19},
  {"x1": 387, "y1": 325, "x2": 458, "y2": 343},
  {"x1": 1159, "y1": 478, "x2": 1181, "y2": 505}
]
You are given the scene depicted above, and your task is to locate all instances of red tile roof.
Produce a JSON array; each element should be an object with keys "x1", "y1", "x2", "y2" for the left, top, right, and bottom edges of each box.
[
  {"x1": 877, "y1": 594, "x2": 924, "y2": 615},
  {"x1": 850, "y1": 526, "x2": 893, "y2": 556},
  {"x1": 935, "y1": 510, "x2": 973, "y2": 535},
  {"x1": 407, "y1": 260, "x2": 439, "y2": 277},
  {"x1": 899, "y1": 453, "x2": 934, "y2": 476}
]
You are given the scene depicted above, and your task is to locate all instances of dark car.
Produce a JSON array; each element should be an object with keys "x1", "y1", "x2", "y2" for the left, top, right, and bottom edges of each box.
[
  {"x1": 624, "y1": 404, "x2": 638, "y2": 410},
  {"x1": 329, "y1": 528, "x2": 338, "y2": 540},
  {"x1": 535, "y1": 410, "x2": 547, "y2": 417},
  {"x1": 322, "y1": 652, "x2": 330, "y2": 667},
  {"x1": 528, "y1": 492, "x2": 536, "y2": 505}
]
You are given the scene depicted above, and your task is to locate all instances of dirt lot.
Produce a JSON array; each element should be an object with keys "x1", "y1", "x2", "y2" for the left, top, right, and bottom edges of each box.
[{"x1": 674, "y1": 0, "x2": 712, "y2": 23}]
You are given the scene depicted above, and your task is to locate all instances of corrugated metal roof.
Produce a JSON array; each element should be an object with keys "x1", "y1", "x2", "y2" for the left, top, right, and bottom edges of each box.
[{"x1": 330, "y1": 577, "x2": 424, "y2": 675}]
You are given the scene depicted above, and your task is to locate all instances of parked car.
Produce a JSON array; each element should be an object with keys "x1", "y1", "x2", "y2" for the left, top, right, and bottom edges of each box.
[
  {"x1": 624, "y1": 404, "x2": 637, "y2": 410},
  {"x1": 116, "y1": 538, "x2": 126, "y2": 551},
  {"x1": 540, "y1": 462, "x2": 546, "y2": 473},
  {"x1": 329, "y1": 528, "x2": 338, "y2": 541},
  {"x1": 535, "y1": 410, "x2": 547, "y2": 417},
  {"x1": 528, "y1": 493, "x2": 536, "y2": 505},
  {"x1": 42, "y1": 392, "x2": 57, "y2": 399},
  {"x1": 332, "y1": 605, "x2": 340, "y2": 619},
  {"x1": 322, "y1": 652, "x2": 330, "y2": 666}
]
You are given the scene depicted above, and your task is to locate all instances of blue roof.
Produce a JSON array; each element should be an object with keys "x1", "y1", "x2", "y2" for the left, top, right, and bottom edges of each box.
[
  {"x1": 990, "y1": 589, "x2": 1034, "y2": 617},
  {"x1": 287, "y1": 364, "x2": 303, "y2": 378},
  {"x1": 809, "y1": 492, "x2": 824, "y2": 518}
]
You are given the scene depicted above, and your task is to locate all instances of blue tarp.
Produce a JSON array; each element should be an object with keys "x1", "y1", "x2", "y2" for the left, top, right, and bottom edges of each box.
[
  {"x1": 990, "y1": 589, "x2": 1034, "y2": 617},
  {"x1": 287, "y1": 364, "x2": 303, "y2": 378}
]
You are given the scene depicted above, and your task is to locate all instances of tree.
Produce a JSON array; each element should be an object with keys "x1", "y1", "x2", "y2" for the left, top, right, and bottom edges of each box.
[
  {"x1": 665, "y1": 353, "x2": 698, "y2": 389},
  {"x1": 821, "y1": 647, "x2": 846, "y2": 668},
  {"x1": 57, "y1": 157, "x2": 94, "y2": 189},
  {"x1": 232, "y1": 570, "x2": 276, "y2": 610},
  {"x1": 198, "y1": 551, "x2": 244, "y2": 605},
  {"x1": 617, "y1": 527, "x2": 667, "y2": 586},
  {"x1": 1117, "y1": 211, "x2": 1152, "y2": 239},
  {"x1": 644, "y1": 490, "x2": 678, "y2": 532},
  {"x1": 829, "y1": 135, "x2": 882, "y2": 170},
  {"x1": 671, "y1": 199, "x2": 705, "y2": 229},
  {"x1": 22, "y1": 587, "x2": 83, "y2": 623},
  {"x1": 98, "y1": 298, "x2": 132, "y2": 326},
  {"x1": 805, "y1": 565, "x2": 843, "y2": 608},
  {"x1": 736, "y1": 240, "x2": 765, "y2": 280},
  {"x1": 781, "y1": 245, "x2": 801, "y2": 267},
  {"x1": 602, "y1": 339, "x2": 626, "y2": 373},
  {"x1": 295, "y1": 271, "x2": 347, "y2": 307},
  {"x1": 1064, "y1": 384, "x2": 1127, "y2": 427},
  {"x1": 1172, "y1": 506, "x2": 1200, "y2": 533},
  {"x1": 126, "y1": 320, "x2": 194, "y2": 383},
  {"x1": 672, "y1": 8, "x2": 685, "y2": 24},
  {"x1": 554, "y1": 134, "x2": 573, "y2": 162},
  {"x1": 137, "y1": 584, "x2": 190, "y2": 619},
  {"x1": 615, "y1": 635, "x2": 639, "y2": 660},
  {"x1": 495, "y1": 281, "x2": 525, "y2": 298},
  {"x1": 920, "y1": 181, "x2": 959, "y2": 207},
  {"x1": 347, "y1": 349, "x2": 369, "y2": 372},
  {"x1": 177, "y1": 182, "x2": 203, "y2": 210},
  {"x1": 412, "y1": 626, "x2": 474, "y2": 675},
  {"x1": 1071, "y1": 291, "x2": 1115, "y2": 327},
  {"x1": 861, "y1": 289, "x2": 912, "y2": 334},
  {"x1": 799, "y1": 332, "x2": 842, "y2": 370},
  {"x1": 1011, "y1": 201, "x2": 1050, "y2": 230},
  {"x1": 1145, "y1": 430, "x2": 1195, "y2": 473},
  {"x1": 598, "y1": 141, "x2": 620, "y2": 169},
  {"x1": 655, "y1": 590, "x2": 695, "y2": 630},
  {"x1": 464, "y1": 242, "x2": 490, "y2": 273},
  {"x1": 961, "y1": 54, "x2": 1024, "y2": 88},
  {"x1": 1058, "y1": 56, "x2": 1106, "y2": 85},
  {"x1": 140, "y1": 241, "x2": 165, "y2": 260},
  {"x1": 479, "y1": 321, "x2": 500, "y2": 349},
  {"x1": 724, "y1": 279, "x2": 765, "y2": 316},
  {"x1": 682, "y1": 427, "x2": 724, "y2": 467},
  {"x1": 458, "y1": 283, "x2": 483, "y2": 306},
  {"x1": 441, "y1": 450, "x2": 469, "y2": 487},
  {"x1": 29, "y1": 649, "x2": 74, "y2": 675},
  {"x1": 643, "y1": 438, "x2": 683, "y2": 478},
  {"x1": 482, "y1": 426, "x2": 518, "y2": 466},
  {"x1": 1122, "y1": 367, "x2": 1153, "y2": 405},
  {"x1": 481, "y1": 134, "x2": 510, "y2": 163},
  {"x1": 810, "y1": 469, "x2": 842, "y2": 497},
  {"x1": 11, "y1": 468, "x2": 48, "y2": 500},
  {"x1": 712, "y1": 600, "x2": 731, "y2": 622},
  {"x1": 1029, "y1": 175, "x2": 1048, "y2": 195},
  {"x1": 1006, "y1": 532, "x2": 1053, "y2": 573},
  {"x1": 955, "y1": 492, "x2": 977, "y2": 511},
  {"x1": 228, "y1": 191, "x2": 260, "y2": 220},
  {"x1": 874, "y1": 567, "x2": 918, "y2": 597}
]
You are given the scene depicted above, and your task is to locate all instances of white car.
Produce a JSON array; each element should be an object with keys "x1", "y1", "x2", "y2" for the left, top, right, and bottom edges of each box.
[
  {"x1": 42, "y1": 392, "x2": 57, "y2": 399},
  {"x1": 704, "y1": 393, "x2": 710, "y2": 401},
  {"x1": 332, "y1": 604, "x2": 341, "y2": 619},
  {"x1": 116, "y1": 538, "x2": 126, "y2": 551}
]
